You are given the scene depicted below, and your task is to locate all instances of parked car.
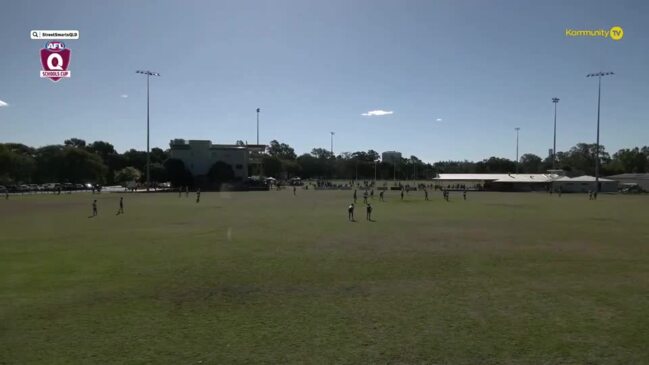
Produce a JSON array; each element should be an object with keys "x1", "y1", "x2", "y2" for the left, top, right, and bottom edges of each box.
[{"x1": 0, "y1": 185, "x2": 7, "y2": 193}]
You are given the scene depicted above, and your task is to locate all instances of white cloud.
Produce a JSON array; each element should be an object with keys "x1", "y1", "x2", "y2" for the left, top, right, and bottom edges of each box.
[
  {"x1": 0, "y1": 99, "x2": 8, "y2": 108},
  {"x1": 361, "y1": 109, "x2": 393, "y2": 117},
  {"x1": 435, "y1": 118, "x2": 443, "y2": 122},
  {"x1": 120, "y1": 94, "x2": 129, "y2": 98}
]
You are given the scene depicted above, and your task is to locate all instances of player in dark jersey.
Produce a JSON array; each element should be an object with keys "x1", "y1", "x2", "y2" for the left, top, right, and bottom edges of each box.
[
  {"x1": 117, "y1": 197, "x2": 124, "y2": 215},
  {"x1": 348, "y1": 203, "x2": 355, "y2": 221}
]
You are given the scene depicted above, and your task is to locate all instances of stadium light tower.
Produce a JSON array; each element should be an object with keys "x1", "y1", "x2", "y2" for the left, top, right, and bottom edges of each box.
[
  {"x1": 256, "y1": 108, "x2": 261, "y2": 145},
  {"x1": 514, "y1": 127, "x2": 520, "y2": 173},
  {"x1": 330, "y1": 131, "x2": 335, "y2": 155},
  {"x1": 552, "y1": 98, "x2": 560, "y2": 169},
  {"x1": 136, "y1": 70, "x2": 160, "y2": 191},
  {"x1": 587, "y1": 72, "x2": 614, "y2": 193}
]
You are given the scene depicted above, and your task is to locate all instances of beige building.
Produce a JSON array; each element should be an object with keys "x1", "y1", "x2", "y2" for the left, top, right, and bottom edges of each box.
[
  {"x1": 607, "y1": 173, "x2": 649, "y2": 191},
  {"x1": 552, "y1": 175, "x2": 618, "y2": 193},
  {"x1": 169, "y1": 139, "x2": 264, "y2": 180}
]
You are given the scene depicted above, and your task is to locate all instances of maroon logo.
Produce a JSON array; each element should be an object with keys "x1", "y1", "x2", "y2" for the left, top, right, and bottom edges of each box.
[{"x1": 40, "y1": 41, "x2": 71, "y2": 82}]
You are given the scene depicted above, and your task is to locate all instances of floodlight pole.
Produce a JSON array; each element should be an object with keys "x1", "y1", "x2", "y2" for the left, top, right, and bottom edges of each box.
[
  {"x1": 552, "y1": 98, "x2": 559, "y2": 169},
  {"x1": 515, "y1": 127, "x2": 520, "y2": 173},
  {"x1": 136, "y1": 70, "x2": 160, "y2": 191},
  {"x1": 256, "y1": 108, "x2": 260, "y2": 145},
  {"x1": 330, "y1": 131, "x2": 335, "y2": 155},
  {"x1": 587, "y1": 72, "x2": 613, "y2": 193}
]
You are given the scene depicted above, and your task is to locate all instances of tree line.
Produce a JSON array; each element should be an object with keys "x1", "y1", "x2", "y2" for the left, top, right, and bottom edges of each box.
[
  {"x1": 1, "y1": 138, "x2": 648, "y2": 187},
  {"x1": 262, "y1": 141, "x2": 649, "y2": 180}
]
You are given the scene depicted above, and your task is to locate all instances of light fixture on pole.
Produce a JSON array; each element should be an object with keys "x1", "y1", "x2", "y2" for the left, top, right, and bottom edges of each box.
[
  {"x1": 552, "y1": 98, "x2": 560, "y2": 169},
  {"x1": 330, "y1": 131, "x2": 335, "y2": 155},
  {"x1": 136, "y1": 70, "x2": 160, "y2": 191},
  {"x1": 587, "y1": 72, "x2": 614, "y2": 193},
  {"x1": 515, "y1": 127, "x2": 520, "y2": 173}
]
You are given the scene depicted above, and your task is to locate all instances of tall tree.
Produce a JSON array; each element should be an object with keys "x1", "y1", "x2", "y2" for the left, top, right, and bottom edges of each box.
[
  {"x1": 122, "y1": 149, "x2": 148, "y2": 172},
  {"x1": 0, "y1": 144, "x2": 36, "y2": 184},
  {"x1": 261, "y1": 155, "x2": 283, "y2": 177},
  {"x1": 613, "y1": 148, "x2": 647, "y2": 173},
  {"x1": 267, "y1": 140, "x2": 297, "y2": 160},
  {"x1": 114, "y1": 167, "x2": 142, "y2": 184},
  {"x1": 207, "y1": 161, "x2": 236, "y2": 182},
  {"x1": 64, "y1": 138, "x2": 87, "y2": 148},
  {"x1": 476, "y1": 157, "x2": 516, "y2": 173},
  {"x1": 163, "y1": 159, "x2": 193, "y2": 187},
  {"x1": 59, "y1": 147, "x2": 108, "y2": 183},
  {"x1": 310, "y1": 148, "x2": 334, "y2": 160},
  {"x1": 34, "y1": 145, "x2": 65, "y2": 183},
  {"x1": 87, "y1": 141, "x2": 116, "y2": 157},
  {"x1": 558, "y1": 143, "x2": 610, "y2": 175},
  {"x1": 297, "y1": 154, "x2": 324, "y2": 178},
  {"x1": 150, "y1": 148, "x2": 168, "y2": 164},
  {"x1": 519, "y1": 154, "x2": 543, "y2": 173},
  {"x1": 149, "y1": 163, "x2": 168, "y2": 183}
]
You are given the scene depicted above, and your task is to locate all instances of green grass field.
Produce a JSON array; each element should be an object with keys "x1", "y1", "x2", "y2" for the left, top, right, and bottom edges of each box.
[{"x1": 1, "y1": 190, "x2": 648, "y2": 364}]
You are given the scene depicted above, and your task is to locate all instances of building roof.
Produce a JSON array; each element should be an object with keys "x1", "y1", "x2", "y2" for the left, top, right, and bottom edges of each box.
[
  {"x1": 553, "y1": 175, "x2": 615, "y2": 182},
  {"x1": 434, "y1": 173, "x2": 557, "y2": 182},
  {"x1": 169, "y1": 139, "x2": 266, "y2": 150},
  {"x1": 607, "y1": 173, "x2": 649, "y2": 180},
  {"x1": 435, "y1": 173, "x2": 511, "y2": 181},
  {"x1": 568, "y1": 175, "x2": 615, "y2": 182},
  {"x1": 493, "y1": 175, "x2": 556, "y2": 183},
  {"x1": 209, "y1": 144, "x2": 247, "y2": 150}
]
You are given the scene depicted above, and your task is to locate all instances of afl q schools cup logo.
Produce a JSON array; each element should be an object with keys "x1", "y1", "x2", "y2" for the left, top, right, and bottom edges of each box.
[{"x1": 40, "y1": 41, "x2": 71, "y2": 82}]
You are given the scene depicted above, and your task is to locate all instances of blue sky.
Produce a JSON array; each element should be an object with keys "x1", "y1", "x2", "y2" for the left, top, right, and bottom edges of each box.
[{"x1": 1, "y1": 0, "x2": 648, "y2": 162}]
